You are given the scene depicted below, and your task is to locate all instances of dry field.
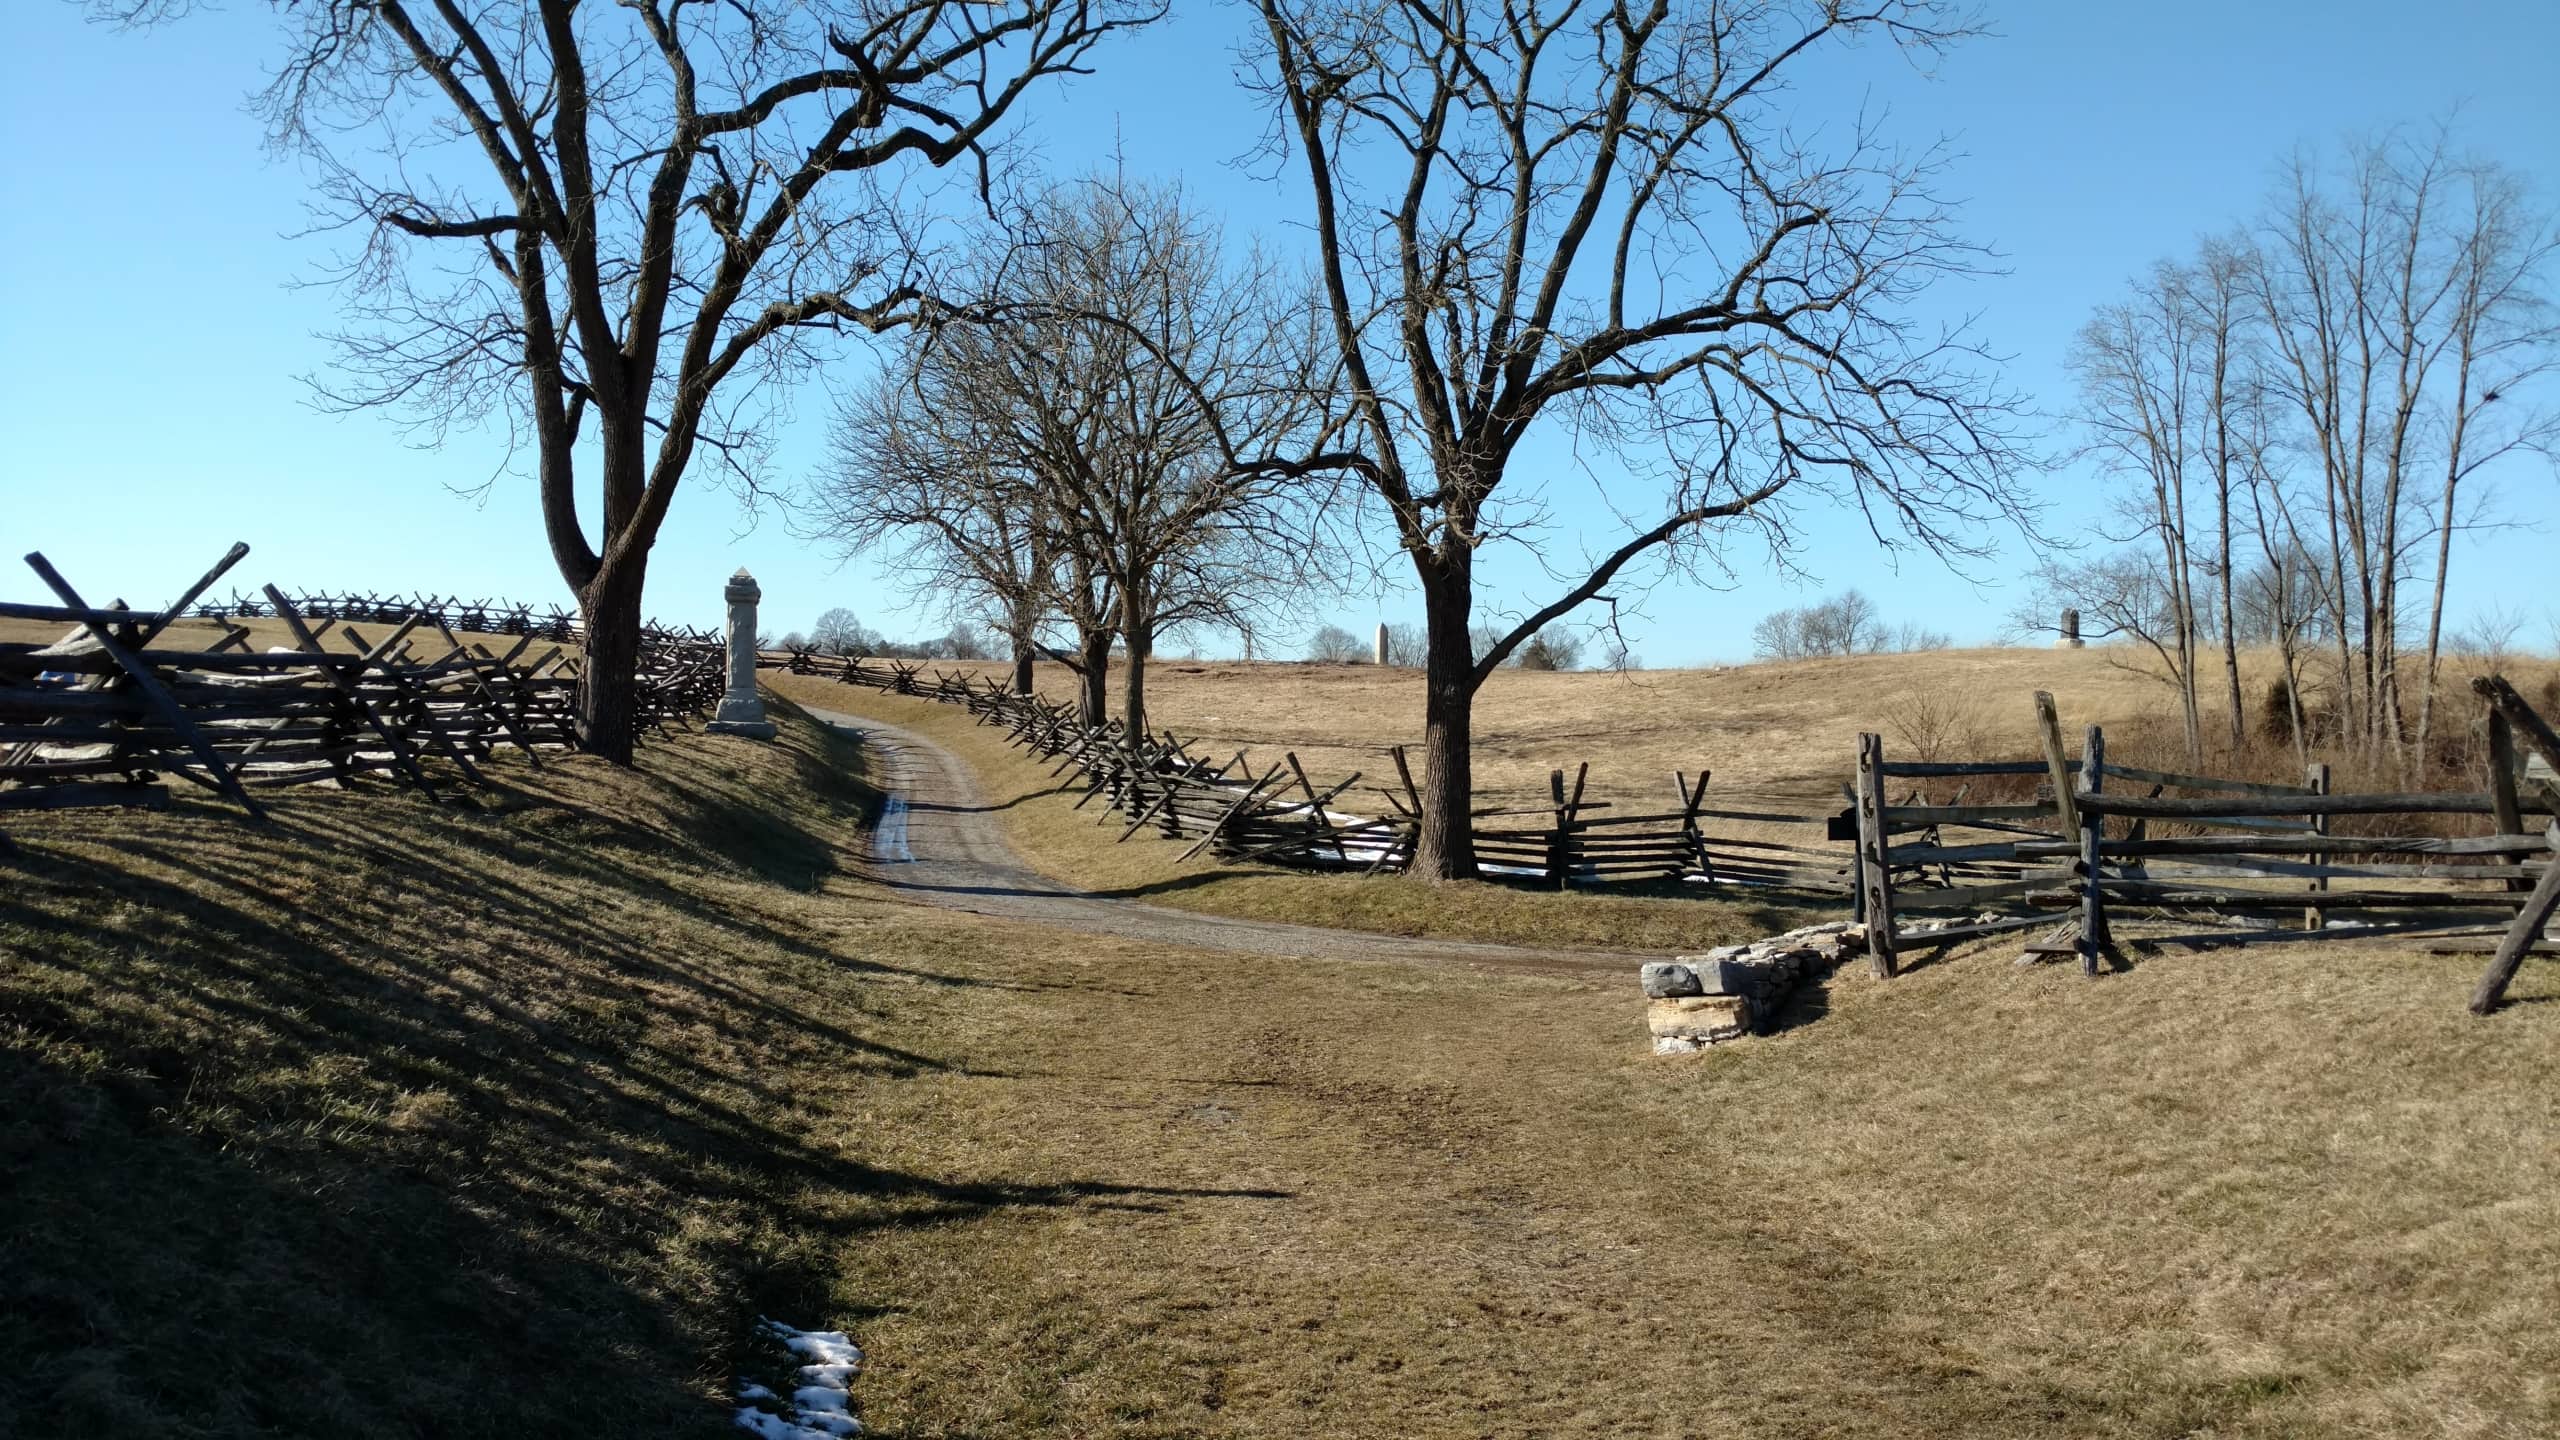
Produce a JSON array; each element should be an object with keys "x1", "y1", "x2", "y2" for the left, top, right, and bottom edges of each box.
[
  {"x1": 6, "y1": 698, "x2": 2558, "y2": 1437},
  {"x1": 912, "y1": 645, "x2": 2560, "y2": 813}
]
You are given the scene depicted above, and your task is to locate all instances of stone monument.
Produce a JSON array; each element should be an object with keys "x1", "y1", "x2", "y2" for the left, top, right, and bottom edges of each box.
[
  {"x1": 1375, "y1": 621, "x2": 1390, "y2": 666},
  {"x1": 2057, "y1": 608, "x2": 2084, "y2": 649},
  {"x1": 708, "y1": 568, "x2": 777, "y2": 739}
]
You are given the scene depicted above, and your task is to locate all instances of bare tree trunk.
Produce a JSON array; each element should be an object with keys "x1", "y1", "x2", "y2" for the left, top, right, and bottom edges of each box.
[
  {"x1": 2218, "y1": 546, "x2": 2245, "y2": 755},
  {"x1": 2413, "y1": 467, "x2": 2461, "y2": 770},
  {"x1": 1118, "y1": 581, "x2": 1154, "y2": 743},
  {"x1": 577, "y1": 561, "x2": 647, "y2": 764},
  {"x1": 1411, "y1": 564, "x2": 1478, "y2": 880},
  {"x1": 1071, "y1": 630, "x2": 1112, "y2": 730},
  {"x1": 2279, "y1": 636, "x2": 2311, "y2": 772},
  {"x1": 2212, "y1": 410, "x2": 2245, "y2": 753},
  {"x1": 1006, "y1": 593, "x2": 1040, "y2": 695}
]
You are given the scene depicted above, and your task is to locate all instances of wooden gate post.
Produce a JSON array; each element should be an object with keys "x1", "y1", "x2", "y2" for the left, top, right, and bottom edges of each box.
[
  {"x1": 2486, "y1": 716, "x2": 2530, "y2": 892},
  {"x1": 2077, "y1": 724, "x2": 2110, "y2": 976},
  {"x1": 1856, "y1": 732, "x2": 1898, "y2": 978}
]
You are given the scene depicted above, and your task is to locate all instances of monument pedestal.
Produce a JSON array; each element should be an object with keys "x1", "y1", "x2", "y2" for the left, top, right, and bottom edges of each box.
[{"x1": 707, "y1": 568, "x2": 777, "y2": 739}]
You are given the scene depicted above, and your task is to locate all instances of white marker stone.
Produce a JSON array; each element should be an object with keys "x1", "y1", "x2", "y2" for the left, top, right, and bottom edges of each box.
[{"x1": 707, "y1": 567, "x2": 778, "y2": 739}]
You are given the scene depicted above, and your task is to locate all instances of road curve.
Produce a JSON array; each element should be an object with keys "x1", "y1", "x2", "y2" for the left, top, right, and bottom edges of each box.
[{"x1": 803, "y1": 708, "x2": 1648, "y2": 978}]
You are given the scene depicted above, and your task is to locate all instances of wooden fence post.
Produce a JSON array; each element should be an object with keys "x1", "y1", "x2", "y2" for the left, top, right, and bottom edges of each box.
[
  {"x1": 2033, "y1": 690, "x2": 2080, "y2": 837},
  {"x1": 2303, "y1": 762, "x2": 2332, "y2": 929},
  {"x1": 1856, "y1": 732, "x2": 1897, "y2": 978},
  {"x1": 2471, "y1": 819, "x2": 2560, "y2": 1015},
  {"x1": 2486, "y1": 715, "x2": 2529, "y2": 892},
  {"x1": 2077, "y1": 724, "x2": 2109, "y2": 976},
  {"x1": 1547, "y1": 763, "x2": 1588, "y2": 890}
]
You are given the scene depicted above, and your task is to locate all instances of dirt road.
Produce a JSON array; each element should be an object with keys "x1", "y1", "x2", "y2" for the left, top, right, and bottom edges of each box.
[{"x1": 804, "y1": 708, "x2": 1648, "y2": 977}]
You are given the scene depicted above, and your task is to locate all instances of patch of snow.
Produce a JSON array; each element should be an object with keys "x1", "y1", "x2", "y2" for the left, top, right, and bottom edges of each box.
[
  {"x1": 874, "y1": 795, "x2": 912, "y2": 863},
  {"x1": 734, "y1": 1318, "x2": 863, "y2": 1439}
]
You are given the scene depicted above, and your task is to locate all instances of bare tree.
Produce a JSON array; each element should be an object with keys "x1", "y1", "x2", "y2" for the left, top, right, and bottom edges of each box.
[
  {"x1": 819, "y1": 349, "x2": 1063, "y2": 693},
  {"x1": 1750, "y1": 591, "x2": 1888, "y2": 660},
  {"x1": 1305, "y1": 624, "x2": 1369, "y2": 662},
  {"x1": 823, "y1": 174, "x2": 1332, "y2": 728},
  {"x1": 1246, "y1": 0, "x2": 2033, "y2": 877},
  {"x1": 2247, "y1": 130, "x2": 2557, "y2": 766},
  {"x1": 2191, "y1": 237, "x2": 2258, "y2": 752},
  {"x1": 114, "y1": 0, "x2": 1155, "y2": 759},
  {"x1": 2071, "y1": 262, "x2": 2206, "y2": 761},
  {"x1": 2409, "y1": 164, "x2": 2560, "y2": 762},
  {"x1": 810, "y1": 607, "x2": 875, "y2": 656},
  {"x1": 1011, "y1": 175, "x2": 1340, "y2": 736}
]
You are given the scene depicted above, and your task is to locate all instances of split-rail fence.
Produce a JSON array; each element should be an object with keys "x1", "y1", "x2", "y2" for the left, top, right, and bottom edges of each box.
[
  {"x1": 760, "y1": 648, "x2": 1855, "y2": 893},
  {"x1": 1851, "y1": 681, "x2": 2560, "y2": 1014},
  {"x1": 2, "y1": 544, "x2": 723, "y2": 838}
]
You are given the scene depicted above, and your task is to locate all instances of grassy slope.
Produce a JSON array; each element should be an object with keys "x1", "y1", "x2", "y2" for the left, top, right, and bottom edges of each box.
[
  {"x1": 8, "y1": 692, "x2": 2559, "y2": 1436},
  {"x1": 766, "y1": 671, "x2": 1822, "y2": 953},
  {"x1": 3, "y1": 704, "x2": 940, "y2": 1434}
]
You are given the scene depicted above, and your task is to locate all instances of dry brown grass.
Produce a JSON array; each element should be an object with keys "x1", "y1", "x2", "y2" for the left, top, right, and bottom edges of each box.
[
  {"x1": 834, "y1": 925, "x2": 2560, "y2": 1438},
  {"x1": 7, "y1": 694, "x2": 2558, "y2": 1436}
]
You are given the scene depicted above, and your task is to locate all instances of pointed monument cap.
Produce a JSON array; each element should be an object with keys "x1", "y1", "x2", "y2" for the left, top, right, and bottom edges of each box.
[{"x1": 725, "y1": 567, "x2": 761, "y2": 603}]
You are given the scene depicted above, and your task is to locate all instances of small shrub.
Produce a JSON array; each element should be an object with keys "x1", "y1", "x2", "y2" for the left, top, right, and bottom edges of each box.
[
  {"x1": 1515, "y1": 629, "x2": 1583, "y2": 671},
  {"x1": 1884, "y1": 690, "x2": 1972, "y2": 765}
]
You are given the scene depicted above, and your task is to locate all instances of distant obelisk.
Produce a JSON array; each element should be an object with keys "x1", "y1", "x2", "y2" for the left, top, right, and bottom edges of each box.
[
  {"x1": 2057, "y1": 608, "x2": 2084, "y2": 649},
  {"x1": 1375, "y1": 622, "x2": 1390, "y2": 666}
]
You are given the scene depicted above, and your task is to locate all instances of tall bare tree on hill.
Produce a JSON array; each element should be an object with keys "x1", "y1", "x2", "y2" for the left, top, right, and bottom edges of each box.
[
  {"x1": 111, "y1": 0, "x2": 1154, "y2": 760},
  {"x1": 2407, "y1": 163, "x2": 2560, "y2": 764},
  {"x1": 1245, "y1": 0, "x2": 2034, "y2": 878},
  {"x1": 2070, "y1": 262, "x2": 2207, "y2": 761},
  {"x1": 2246, "y1": 131, "x2": 2558, "y2": 766}
]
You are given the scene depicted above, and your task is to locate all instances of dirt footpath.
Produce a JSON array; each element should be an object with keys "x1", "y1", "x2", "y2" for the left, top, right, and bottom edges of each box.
[{"x1": 803, "y1": 708, "x2": 1648, "y2": 979}]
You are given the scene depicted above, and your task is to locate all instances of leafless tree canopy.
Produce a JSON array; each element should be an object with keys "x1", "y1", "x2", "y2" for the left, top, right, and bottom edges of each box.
[
  {"x1": 817, "y1": 173, "x2": 1341, "y2": 730},
  {"x1": 2033, "y1": 127, "x2": 2559, "y2": 772},
  {"x1": 1246, "y1": 0, "x2": 2033, "y2": 875},
  {"x1": 1304, "y1": 624, "x2": 1370, "y2": 662},
  {"x1": 115, "y1": 0, "x2": 1156, "y2": 759},
  {"x1": 1750, "y1": 590, "x2": 1944, "y2": 660}
]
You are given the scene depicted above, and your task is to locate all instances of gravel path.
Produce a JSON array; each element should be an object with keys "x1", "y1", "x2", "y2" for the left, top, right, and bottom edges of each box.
[{"x1": 805, "y1": 709, "x2": 1648, "y2": 978}]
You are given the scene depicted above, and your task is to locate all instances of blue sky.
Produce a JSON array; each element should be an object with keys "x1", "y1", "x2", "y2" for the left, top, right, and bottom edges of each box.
[{"x1": 2, "y1": 0, "x2": 2554, "y2": 661}]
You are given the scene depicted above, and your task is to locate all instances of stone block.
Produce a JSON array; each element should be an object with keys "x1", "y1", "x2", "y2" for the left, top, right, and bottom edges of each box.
[
  {"x1": 1647, "y1": 996, "x2": 1747, "y2": 1040},
  {"x1": 1639, "y1": 961, "x2": 1702, "y2": 998},
  {"x1": 1673, "y1": 954, "x2": 1773, "y2": 998}
]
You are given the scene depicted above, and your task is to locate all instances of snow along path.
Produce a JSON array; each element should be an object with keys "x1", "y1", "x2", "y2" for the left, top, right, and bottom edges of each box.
[{"x1": 803, "y1": 708, "x2": 1651, "y2": 979}]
